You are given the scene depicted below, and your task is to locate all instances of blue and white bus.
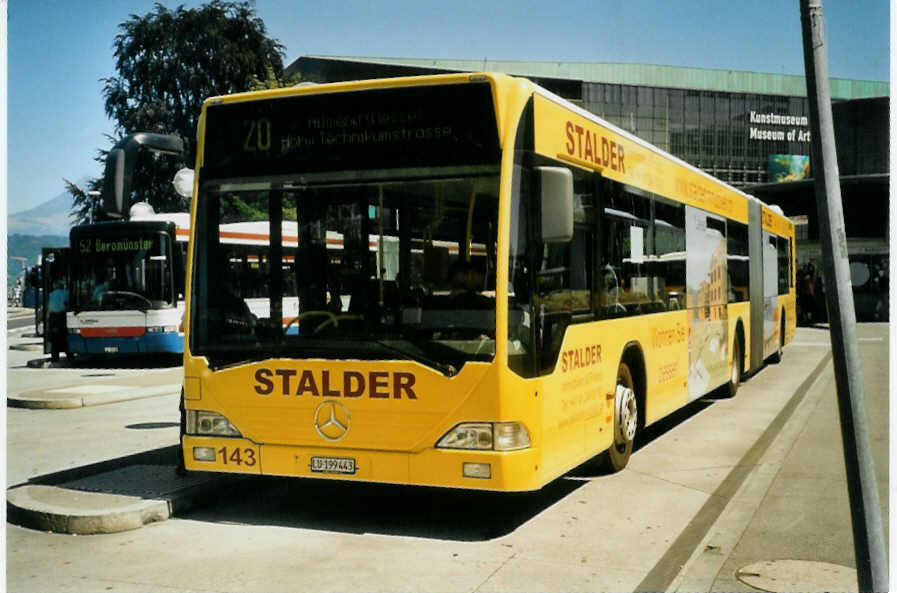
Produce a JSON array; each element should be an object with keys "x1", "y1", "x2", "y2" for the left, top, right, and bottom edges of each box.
[
  {"x1": 63, "y1": 132, "x2": 192, "y2": 357},
  {"x1": 66, "y1": 209, "x2": 189, "y2": 356}
]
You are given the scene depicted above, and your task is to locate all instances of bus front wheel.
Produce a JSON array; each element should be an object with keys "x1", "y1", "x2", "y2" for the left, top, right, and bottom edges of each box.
[{"x1": 599, "y1": 362, "x2": 638, "y2": 472}]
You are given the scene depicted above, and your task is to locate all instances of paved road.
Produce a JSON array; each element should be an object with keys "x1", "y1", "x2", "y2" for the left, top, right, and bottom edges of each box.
[
  {"x1": 6, "y1": 314, "x2": 183, "y2": 484},
  {"x1": 5, "y1": 321, "x2": 889, "y2": 592},
  {"x1": 6, "y1": 313, "x2": 35, "y2": 331}
]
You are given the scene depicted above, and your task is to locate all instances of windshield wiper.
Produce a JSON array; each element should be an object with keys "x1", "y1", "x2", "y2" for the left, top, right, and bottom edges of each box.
[
  {"x1": 371, "y1": 339, "x2": 458, "y2": 377},
  {"x1": 206, "y1": 353, "x2": 266, "y2": 370}
]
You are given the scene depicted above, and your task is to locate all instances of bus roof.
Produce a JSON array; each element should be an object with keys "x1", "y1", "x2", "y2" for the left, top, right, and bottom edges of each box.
[{"x1": 130, "y1": 211, "x2": 191, "y2": 230}]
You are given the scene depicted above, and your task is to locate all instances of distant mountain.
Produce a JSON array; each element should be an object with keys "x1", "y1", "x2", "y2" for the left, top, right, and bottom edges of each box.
[
  {"x1": 7, "y1": 181, "x2": 84, "y2": 286},
  {"x1": 8, "y1": 180, "x2": 86, "y2": 236}
]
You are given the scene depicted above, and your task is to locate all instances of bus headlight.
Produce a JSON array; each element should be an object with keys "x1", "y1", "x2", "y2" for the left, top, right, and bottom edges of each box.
[
  {"x1": 68, "y1": 328, "x2": 81, "y2": 334},
  {"x1": 436, "y1": 422, "x2": 530, "y2": 451},
  {"x1": 186, "y1": 410, "x2": 242, "y2": 437},
  {"x1": 146, "y1": 325, "x2": 178, "y2": 333},
  {"x1": 493, "y1": 422, "x2": 531, "y2": 451},
  {"x1": 437, "y1": 423, "x2": 492, "y2": 450}
]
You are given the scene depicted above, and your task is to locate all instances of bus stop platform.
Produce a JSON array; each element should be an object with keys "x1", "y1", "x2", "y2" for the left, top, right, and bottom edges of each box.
[
  {"x1": 8, "y1": 378, "x2": 182, "y2": 409},
  {"x1": 7, "y1": 447, "x2": 244, "y2": 534}
]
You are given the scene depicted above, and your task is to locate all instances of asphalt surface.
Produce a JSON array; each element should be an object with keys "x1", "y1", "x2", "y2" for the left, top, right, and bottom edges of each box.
[{"x1": 5, "y1": 306, "x2": 890, "y2": 591}]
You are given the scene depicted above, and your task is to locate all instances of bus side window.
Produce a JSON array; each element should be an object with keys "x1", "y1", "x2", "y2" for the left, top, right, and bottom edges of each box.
[
  {"x1": 727, "y1": 220, "x2": 749, "y2": 303},
  {"x1": 652, "y1": 197, "x2": 686, "y2": 311},
  {"x1": 601, "y1": 182, "x2": 654, "y2": 317},
  {"x1": 777, "y1": 235, "x2": 791, "y2": 295},
  {"x1": 535, "y1": 170, "x2": 594, "y2": 373}
]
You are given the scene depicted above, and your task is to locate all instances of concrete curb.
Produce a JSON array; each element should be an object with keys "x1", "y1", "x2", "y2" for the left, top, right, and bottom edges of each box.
[
  {"x1": 8, "y1": 383, "x2": 182, "y2": 409},
  {"x1": 9, "y1": 343, "x2": 42, "y2": 352},
  {"x1": 7, "y1": 395, "x2": 87, "y2": 410},
  {"x1": 7, "y1": 446, "x2": 247, "y2": 535},
  {"x1": 7, "y1": 485, "x2": 172, "y2": 534}
]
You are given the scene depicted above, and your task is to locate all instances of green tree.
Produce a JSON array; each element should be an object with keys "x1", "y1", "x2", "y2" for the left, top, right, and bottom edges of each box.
[
  {"x1": 65, "y1": 178, "x2": 95, "y2": 224},
  {"x1": 72, "y1": 1, "x2": 288, "y2": 223},
  {"x1": 248, "y1": 65, "x2": 302, "y2": 91}
]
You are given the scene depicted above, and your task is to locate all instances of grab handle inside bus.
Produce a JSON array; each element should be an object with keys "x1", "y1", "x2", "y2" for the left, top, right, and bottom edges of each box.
[{"x1": 537, "y1": 166, "x2": 574, "y2": 243}]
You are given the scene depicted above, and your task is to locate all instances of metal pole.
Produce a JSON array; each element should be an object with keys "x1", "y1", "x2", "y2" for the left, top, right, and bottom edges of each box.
[{"x1": 798, "y1": 2, "x2": 887, "y2": 590}]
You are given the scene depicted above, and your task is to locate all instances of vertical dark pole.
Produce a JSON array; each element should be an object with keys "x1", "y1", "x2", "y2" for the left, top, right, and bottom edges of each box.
[
  {"x1": 269, "y1": 191, "x2": 283, "y2": 342},
  {"x1": 798, "y1": 2, "x2": 887, "y2": 591}
]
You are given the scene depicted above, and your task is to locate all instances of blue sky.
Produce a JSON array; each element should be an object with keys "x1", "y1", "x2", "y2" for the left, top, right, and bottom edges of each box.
[{"x1": 5, "y1": 0, "x2": 891, "y2": 214}]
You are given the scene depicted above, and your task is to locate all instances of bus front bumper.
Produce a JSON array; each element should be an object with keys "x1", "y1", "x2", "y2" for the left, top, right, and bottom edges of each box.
[
  {"x1": 67, "y1": 332, "x2": 183, "y2": 355},
  {"x1": 182, "y1": 435, "x2": 544, "y2": 492}
]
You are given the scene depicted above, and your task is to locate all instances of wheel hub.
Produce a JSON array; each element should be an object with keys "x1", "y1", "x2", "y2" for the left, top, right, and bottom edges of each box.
[{"x1": 615, "y1": 384, "x2": 637, "y2": 442}]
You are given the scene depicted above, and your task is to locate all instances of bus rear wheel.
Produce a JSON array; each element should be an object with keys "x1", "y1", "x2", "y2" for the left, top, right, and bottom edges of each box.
[
  {"x1": 599, "y1": 362, "x2": 638, "y2": 473},
  {"x1": 727, "y1": 336, "x2": 742, "y2": 397},
  {"x1": 771, "y1": 315, "x2": 785, "y2": 364}
]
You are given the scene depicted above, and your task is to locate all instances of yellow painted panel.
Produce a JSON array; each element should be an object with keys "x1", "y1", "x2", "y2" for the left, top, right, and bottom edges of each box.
[
  {"x1": 534, "y1": 311, "x2": 690, "y2": 479},
  {"x1": 727, "y1": 302, "x2": 751, "y2": 375},
  {"x1": 533, "y1": 95, "x2": 749, "y2": 223},
  {"x1": 183, "y1": 435, "x2": 544, "y2": 491},
  {"x1": 762, "y1": 205, "x2": 795, "y2": 236},
  {"x1": 184, "y1": 436, "x2": 262, "y2": 474},
  {"x1": 780, "y1": 294, "x2": 797, "y2": 345},
  {"x1": 188, "y1": 359, "x2": 495, "y2": 453}
]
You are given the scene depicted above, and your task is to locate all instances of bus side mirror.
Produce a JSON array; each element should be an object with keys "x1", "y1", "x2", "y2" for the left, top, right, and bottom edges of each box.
[
  {"x1": 101, "y1": 133, "x2": 185, "y2": 219},
  {"x1": 102, "y1": 147, "x2": 131, "y2": 219},
  {"x1": 537, "y1": 166, "x2": 574, "y2": 243}
]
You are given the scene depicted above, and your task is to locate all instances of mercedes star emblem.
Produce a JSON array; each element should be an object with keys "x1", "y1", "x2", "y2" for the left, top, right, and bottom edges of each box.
[{"x1": 313, "y1": 400, "x2": 351, "y2": 441}]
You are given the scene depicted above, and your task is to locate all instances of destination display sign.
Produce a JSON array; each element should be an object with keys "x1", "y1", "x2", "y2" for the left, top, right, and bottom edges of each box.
[
  {"x1": 74, "y1": 235, "x2": 157, "y2": 255},
  {"x1": 202, "y1": 82, "x2": 501, "y2": 179}
]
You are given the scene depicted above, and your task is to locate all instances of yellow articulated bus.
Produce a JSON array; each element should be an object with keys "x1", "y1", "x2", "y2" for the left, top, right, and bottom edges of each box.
[{"x1": 181, "y1": 73, "x2": 795, "y2": 491}]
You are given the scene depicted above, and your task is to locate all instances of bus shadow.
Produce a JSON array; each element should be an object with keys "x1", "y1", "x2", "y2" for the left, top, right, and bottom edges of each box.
[
  {"x1": 11, "y1": 443, "x2": 583, "y2": 541},
  {"x1": 183, "y1": 474, "x2": 586, "y2": 542}
]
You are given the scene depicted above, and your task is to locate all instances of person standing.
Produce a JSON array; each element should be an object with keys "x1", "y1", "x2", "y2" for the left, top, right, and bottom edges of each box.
[
  {"x1": 799, "y1": 265, "x2": 815, "y2": 324},
  {"x1": 47, "y1": 280, "x2": 68, "y2": 362}
]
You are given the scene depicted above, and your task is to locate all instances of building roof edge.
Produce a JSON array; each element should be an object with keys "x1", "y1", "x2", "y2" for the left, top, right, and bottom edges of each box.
[{"x1": 293, "y1": 55, "x2": 889, "y2": 99}]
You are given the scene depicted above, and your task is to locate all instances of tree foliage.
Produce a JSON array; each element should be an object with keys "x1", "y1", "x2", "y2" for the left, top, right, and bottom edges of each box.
[
  {"x1": 71, "y1": 1, "x2": 288, "y2": 223},
  {"x1": 248, "y1": 65, "x2": 302, "y2": 92},
  {"x1": 65, "y1": 178, "x2": 94, "y2": 224}
]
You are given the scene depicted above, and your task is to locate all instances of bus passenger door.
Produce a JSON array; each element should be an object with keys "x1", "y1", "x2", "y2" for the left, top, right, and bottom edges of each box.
[
  {"x1": 685, "y1": 207, "x2": 728, "y2": 399},
  {"x1": 761, "y1": 232, "x2": 779, "y2": 359}
]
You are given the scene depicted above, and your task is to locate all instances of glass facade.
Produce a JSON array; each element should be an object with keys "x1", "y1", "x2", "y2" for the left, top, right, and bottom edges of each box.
[{"x1": 579, "y1": 83, "x2": 812, "y2": 187}]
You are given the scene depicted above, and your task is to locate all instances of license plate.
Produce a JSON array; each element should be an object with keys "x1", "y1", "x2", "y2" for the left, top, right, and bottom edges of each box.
[
  {"x1": 104, "y1": 346, "x2": 119, "y2": 353},
  {"x1": 310, "y1": 456, "x2": 357, "y2": 475}
]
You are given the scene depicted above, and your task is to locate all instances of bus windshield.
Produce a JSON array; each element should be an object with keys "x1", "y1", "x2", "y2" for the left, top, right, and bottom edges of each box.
[
  {"x1": 191, "y1": 174, "x2": 500, "y2": 372},
  {"x1": 70, "y1": 229, "x2": 175, "y2": 311}
]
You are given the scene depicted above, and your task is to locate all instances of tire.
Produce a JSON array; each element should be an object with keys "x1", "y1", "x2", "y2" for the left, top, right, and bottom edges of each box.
[
  {"x1": 770, "y1": 315, "x2": 785, "y2": 364},
  {"x1": 598, "y1": 362, "x2": 638, "y2": 473},
  {"x1": 727, "y1": 335, "x2": 742, "y2": 397}
]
